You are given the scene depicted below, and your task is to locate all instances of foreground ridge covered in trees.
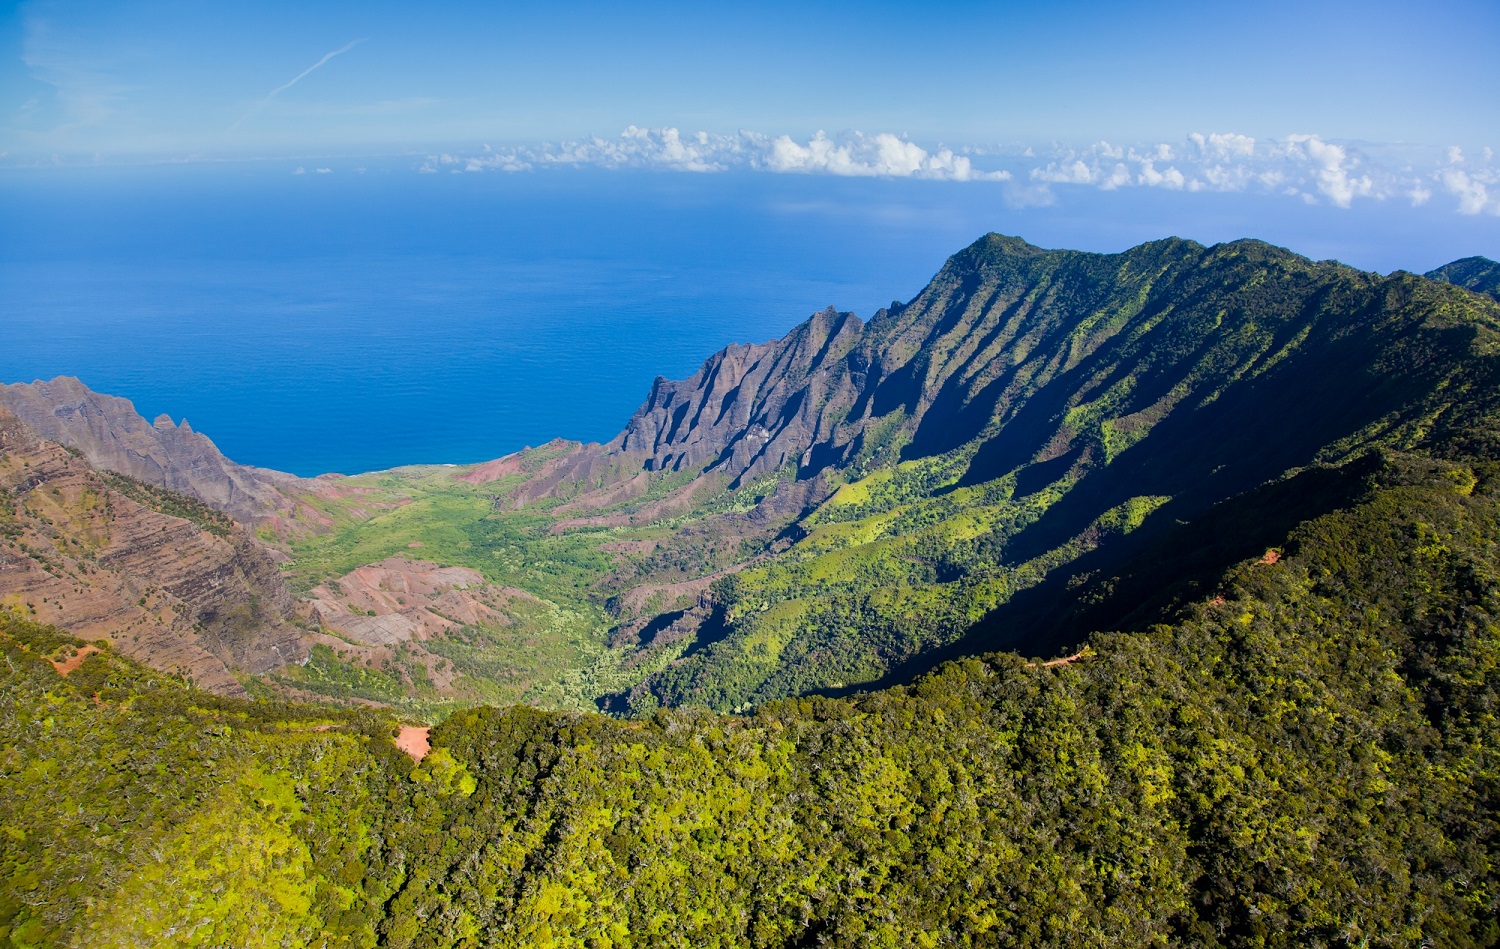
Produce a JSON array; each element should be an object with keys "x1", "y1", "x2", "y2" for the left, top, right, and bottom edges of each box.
[{"x1": 4, "y1": 450, "x2": 1500, "y2": 946}]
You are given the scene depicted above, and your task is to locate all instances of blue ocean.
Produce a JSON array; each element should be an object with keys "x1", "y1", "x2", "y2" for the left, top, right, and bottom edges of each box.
[{"x1": 4, "y1": 163, "x2": 1494, "y2": 476}]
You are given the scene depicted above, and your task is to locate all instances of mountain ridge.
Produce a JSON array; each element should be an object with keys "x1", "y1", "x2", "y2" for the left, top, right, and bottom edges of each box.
[
  {"x1": 0, "y1": 407, "x2": 302, "y2": 693},
  {"x1": 6, "y1": 234, "x2": 1500, "y2": 715},
  {"x1": 570, "y1": 234, "x2": 1500, "y2": 711},
  {"x1": 0, "y1": 376, "x2": 303, "y2": 524},
  {"x1": 1427, "y1": 254, "x2": 1500, "y2": 301}
]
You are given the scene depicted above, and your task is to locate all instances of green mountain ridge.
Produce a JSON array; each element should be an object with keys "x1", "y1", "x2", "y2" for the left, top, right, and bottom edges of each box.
[
  {"x1": 6, "y1": 233, "x2": 1500, "y2": 945},
  {"x1": 582, "y1": 235, "x2": 1500, "y2": 712},
  {"x1": 1427, "y1": 256, "x2": 1500, "y2": 302}
]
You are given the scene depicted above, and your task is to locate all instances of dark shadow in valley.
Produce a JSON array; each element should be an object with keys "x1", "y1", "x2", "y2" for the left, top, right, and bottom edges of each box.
[{"x1": 816, "y1": 453, "x2": 1383, "y2": 700}]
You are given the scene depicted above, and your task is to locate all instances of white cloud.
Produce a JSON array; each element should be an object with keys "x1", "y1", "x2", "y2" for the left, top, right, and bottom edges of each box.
[
  {"x1": 1441, "y1": 167, "x2": 1493, "y2": 215},
  {"x1": 412, "y1": 126, "x2": 1498, "y2": 218},
  {"x1": 1190, "y1": 132, "x2": 1256, "y2": 160},
  {"x1": 1137, "y1": 160, "x2": 1186, "y2": 189},
  {"x1": 759, "y1": 130, "x2": 1008, "y2": 180},
  {"x1": 1287, "y1": 134, "x2": 1374, "y2": 208},
  {"x1": 1031, "y1": 159, "x2": 1095, "y2": 184},
  {"x1": 1099, "y1": 163, "x2": 1132, "y2": 190},
  {"x1": 429, "y1": 127, "x2": 1010, "y2": 181},
  {"x1": 1095, "y1": 140, "x2": 1124, "y2": 160}
]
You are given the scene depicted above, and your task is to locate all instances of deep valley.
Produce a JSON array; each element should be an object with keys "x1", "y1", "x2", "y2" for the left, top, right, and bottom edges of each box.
[{"x1": 5, "y1": 234, "x2": 1500, "y2": 946}]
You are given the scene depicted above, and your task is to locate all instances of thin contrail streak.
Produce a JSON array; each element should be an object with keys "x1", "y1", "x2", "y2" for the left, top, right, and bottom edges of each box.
[{"x1": 229, "y1": 38, "x2": 366, "y2": 132}]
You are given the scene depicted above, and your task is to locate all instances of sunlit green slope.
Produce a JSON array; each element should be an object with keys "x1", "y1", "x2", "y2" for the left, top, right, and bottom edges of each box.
[
  {"x1": 7, "y1": 449, "x2": 1500, "y2": 946},
  {"x1": 620, "y1": 236, "x2": 1500, "y2": 711}
]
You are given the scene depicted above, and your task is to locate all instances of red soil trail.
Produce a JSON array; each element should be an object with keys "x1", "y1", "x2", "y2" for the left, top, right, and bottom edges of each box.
[
  {"x1": 395, "y1": 726, "x2": 431, "y2": 762},
  {"x1": 1028, "y1": 647, "x2": 1093, "y2": 669},
  {"x1": 49, "y1": 645, "x2": 100, "y2": 678}
]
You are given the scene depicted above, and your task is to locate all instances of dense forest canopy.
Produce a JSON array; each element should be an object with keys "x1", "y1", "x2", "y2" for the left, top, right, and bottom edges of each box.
[{"x1": 5, "y1": 460, "x2": 1500, "y2": 946}]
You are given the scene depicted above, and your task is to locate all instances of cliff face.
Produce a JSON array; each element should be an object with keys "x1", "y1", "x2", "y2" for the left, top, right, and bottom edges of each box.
[
  {"x1": 0, "y1": 377, "x2": 299, "y2": 524},
  {"x1": 610, "y1": 307, "x2": 865, "y2": 483},
  {"x1": 518, "y1": 235, "x2": 1500, "y2": 711},
  {"x1": 0, "y1": 408, "x2": 303, "y2": 695},
  {"x1": 479, "y1": 308, "x2": 867, "y2": 511}
]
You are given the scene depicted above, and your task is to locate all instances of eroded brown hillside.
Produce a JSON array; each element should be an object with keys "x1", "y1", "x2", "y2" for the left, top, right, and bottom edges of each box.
[{"x1": 0, "y1": 408, "x2": 302, "y2": 694}]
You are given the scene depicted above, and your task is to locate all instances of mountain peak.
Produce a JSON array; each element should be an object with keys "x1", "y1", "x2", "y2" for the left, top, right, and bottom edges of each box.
[
  {"x1": 0, "y1": 376, "x2": 293, "y2": 522},
  {"x1": 1427, "y1": 255, "x2": 1500, "y2": 301}
]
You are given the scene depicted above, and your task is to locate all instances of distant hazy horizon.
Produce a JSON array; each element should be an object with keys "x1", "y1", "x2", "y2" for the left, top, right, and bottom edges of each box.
[
  {"x1": 5, "y1": 0, "x2": 1497, "y2": 473},
  {"x1": 4, "y1": 164, "x2": 1497, "y2": 476}
]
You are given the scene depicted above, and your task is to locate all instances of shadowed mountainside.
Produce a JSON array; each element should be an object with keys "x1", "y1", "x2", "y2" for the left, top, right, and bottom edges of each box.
[
  {"x1": 1427, "y1": 255, "x2": 1500, "y2": 301},
  {"x1": 514, "y1": 235, "x2": 1500, "y2": 712}
]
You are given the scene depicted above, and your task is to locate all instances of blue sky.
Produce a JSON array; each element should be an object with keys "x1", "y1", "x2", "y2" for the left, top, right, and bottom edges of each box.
[
  {"x1": 3, "y1": 0, "x2": 1499, "y2": 470},
  {"x1": 3, "y1": 1, "x2": 1499, "y2": 219},
  {"x1": 6, "y1": 1, "x2": 1498, "y2": 153}
]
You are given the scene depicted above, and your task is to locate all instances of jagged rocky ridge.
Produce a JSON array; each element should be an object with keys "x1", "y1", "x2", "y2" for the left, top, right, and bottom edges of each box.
[
  {"x1": 484, "y1": 235, "x2": 1500, "y2": 711},
  {"x1": 494, "y1": 240, "x2": 1500, "y2": 511},
  {"x1": 0, "y1": 376, "x2": 300, "y2": 523}
]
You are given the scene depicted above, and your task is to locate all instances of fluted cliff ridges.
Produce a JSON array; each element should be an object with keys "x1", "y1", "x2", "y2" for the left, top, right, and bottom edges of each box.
[{"x1": 520, "y1": 235, "x2": 1500, "y2": 710}]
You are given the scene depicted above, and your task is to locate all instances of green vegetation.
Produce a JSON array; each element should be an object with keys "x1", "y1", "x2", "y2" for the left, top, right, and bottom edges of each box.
[
  {"x1": 100, "y1": 472, "x2": 238, "y2": 538},
  {"x1": 283, "y1": 470, "x2": 613, "y2": 602},
  {"x1": 1428, "y1": 256, "x2": 1500, "y2": 302},
  {"x1": 6, "y1": 450, "x2": 1500, "y2": 945},
  {"x1": 617, "y1": 237, "x2": 1500, "y2": 712},
  {"x1": 268, "y1": 466, "x2": 628, "y2": 714},
  {"x1": 268, "y1": 448, "x2": 786, "y2": 715},
  {"x1": 12, "y1": 237, "x2": 1500, "y2": 943},
  {"x1": 0, "y1": 615, "x2": 407, "y2": 948}
]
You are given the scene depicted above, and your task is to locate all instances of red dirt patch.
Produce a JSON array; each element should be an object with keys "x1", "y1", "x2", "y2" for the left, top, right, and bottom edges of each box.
[
  {"x1": 50, "y1": 644, "x2": 100, "y2": 677},
  {"x1": 1028, "y1": 647, "x2": 1093, "y2": 669},
  {"x1": 1257, "y1": 549, "x2": 1281, "y2": 565},
  {"x1": 395, "y1": 726, "x2": 431, "y2": 762}
]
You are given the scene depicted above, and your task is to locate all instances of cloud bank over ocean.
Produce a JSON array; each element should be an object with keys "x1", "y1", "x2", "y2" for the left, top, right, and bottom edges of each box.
[
  {"x1": 421, "y1": 127, "x2": 1009, "y2": 182},
  {"x1": 418, "y1": 127, "x2": 1500, "y2": 217}
]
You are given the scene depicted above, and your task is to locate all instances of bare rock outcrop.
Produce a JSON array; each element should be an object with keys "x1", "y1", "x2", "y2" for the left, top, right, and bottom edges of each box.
[{"x1": 301, "y1": 558, "x2": 538, "y2": 647}]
